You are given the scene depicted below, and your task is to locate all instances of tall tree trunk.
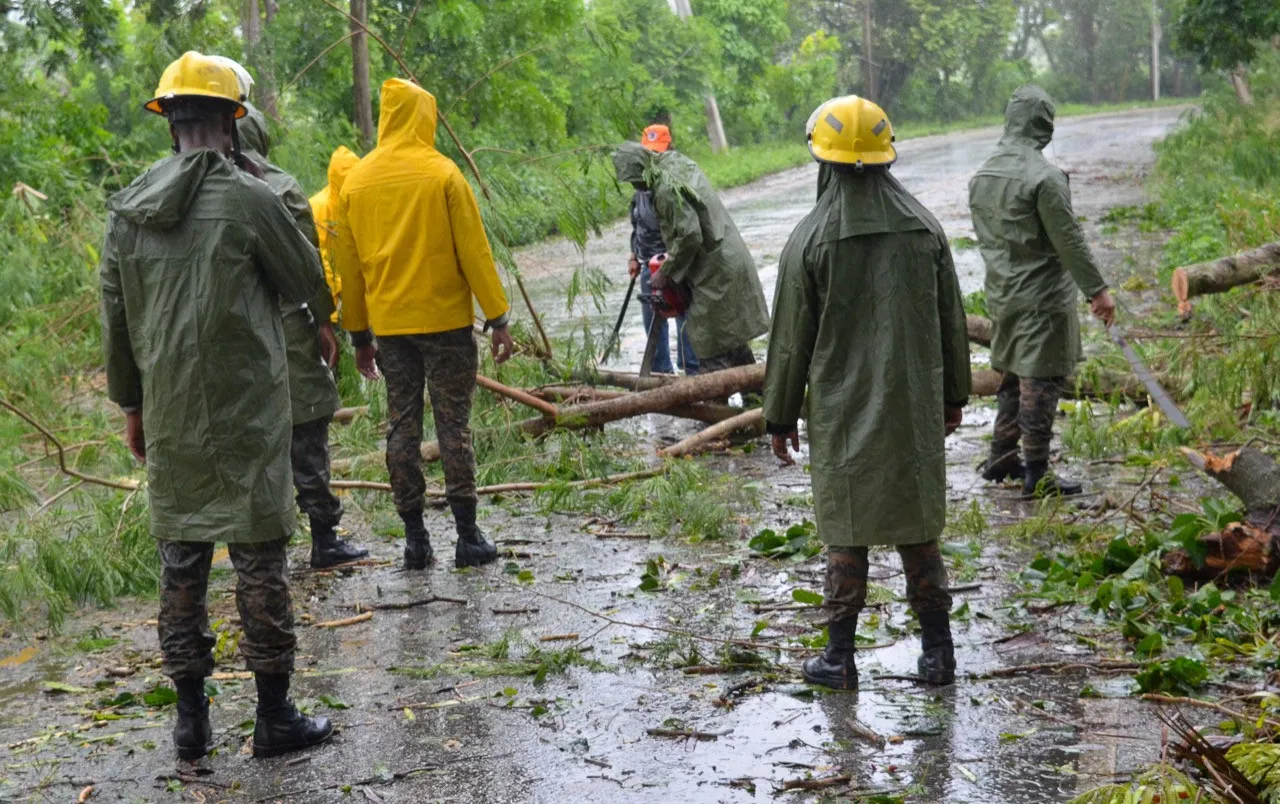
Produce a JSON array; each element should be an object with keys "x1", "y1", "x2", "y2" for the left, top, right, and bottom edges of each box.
[
  {"x1": 669, "y1": 0, "x2": 728, "y2": 152},
  {"x1": 1079, "y1": 8, "x2": 1098, "y2": 102},
  {"x1": 1231, "y1": 65, "x2": 1255, "y2": 106},
  {"x1": 1150, "y1": 1, "x2": 1161, "y2": 102},
  {"x1": 350, "y1": 0, "x2": 374, "y2": 149},
  {"x1": 862, "y1": 0, "x2": 876, "y2": 100}
]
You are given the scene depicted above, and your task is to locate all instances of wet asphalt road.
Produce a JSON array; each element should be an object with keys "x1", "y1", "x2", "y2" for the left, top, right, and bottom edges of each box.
[{"x1": 0, "y1": 106, "x2": 1204, "y2": 803}]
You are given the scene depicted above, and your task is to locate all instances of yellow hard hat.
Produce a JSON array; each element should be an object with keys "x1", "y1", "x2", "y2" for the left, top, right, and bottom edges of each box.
[
  {"x1": 806, "y1": 95, "x2": 896, "y2": 168},
  {"x1": 146, "y1": 52, "x2": 247, "y2": 118}
]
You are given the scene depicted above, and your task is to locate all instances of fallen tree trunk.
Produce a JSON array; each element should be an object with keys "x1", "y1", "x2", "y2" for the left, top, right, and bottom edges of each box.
[
  {"x1": 535, "y1": 385, "x2": 742, "y2": 424},
  {"x1": 970, "y1": 369, "x2": 1156, "y2": 401},
  {"x1": 658, "y1": 409, "x2": 765, "y2": 458},
  {"x1": 1171, "y1": 241, "x2": 1280, "y2": 316},
  {"x1": 554, "y1": 365, "x2": 765, "y2": 430},
  {"x1": 573, "y1": 368, "x2": 716, "y2": 393},
  {"x1": 1164, "y1": 446, "x2": 1280, "y2": 579},
  {"x1": 967, "y1": 315, "x2": 992, "y2": 347}
]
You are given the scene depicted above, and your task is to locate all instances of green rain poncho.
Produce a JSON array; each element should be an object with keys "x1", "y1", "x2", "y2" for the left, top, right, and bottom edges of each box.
[
  {"x1": 763, "y1": 165, "x2": 971, "y2": 548},
  {"x1": 612, "y1": 143, "x2": 769, "y2": 359},
  {"x1": 968, "y1": 85, "x2": 1108, "y2": 379},
  {"x1": 100, "y1": 147, "x2": 326, "y2": 543},
  {"x1": 239, "y1": 104, "x2": 341, "y2": 426}
]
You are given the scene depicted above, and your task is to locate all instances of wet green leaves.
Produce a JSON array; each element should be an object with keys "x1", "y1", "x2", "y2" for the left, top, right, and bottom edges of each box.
[
  {"x1": 1134, "y1": 656, "x2": 1209, "y2": 695},
  {"x1": 748, "y1": 520, "x2": 821, "y2": 561},
  {"x1": 790, "y1": 589, "x2": 823, "y2": 606}
]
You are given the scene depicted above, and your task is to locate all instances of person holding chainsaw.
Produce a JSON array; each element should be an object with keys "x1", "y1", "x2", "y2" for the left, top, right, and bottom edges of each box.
[
  {"x1": 764, "y1": 96, "x2": 971, "y2": 691},
  {"x1": 969, "y1": 85, "x2": 1116, "y2": 499},
  {"x1": 625, "y1": 124, "x2": 698, "y2": 375},
  {"x1": 612, "y1": 141, "x2": 768, "y2": 374}
]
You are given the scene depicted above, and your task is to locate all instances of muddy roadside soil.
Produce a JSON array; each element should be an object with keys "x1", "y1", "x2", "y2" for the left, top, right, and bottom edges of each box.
[{"x1": 0, "y1": 106, "x2": 1212, "y2": 803}]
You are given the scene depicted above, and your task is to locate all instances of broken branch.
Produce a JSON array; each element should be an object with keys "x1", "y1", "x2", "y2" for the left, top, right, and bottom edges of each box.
[
  {"x1": 0, "y1": 398, "x2": 140, "y2": 491},
  {"x1": 1172, "y1": 241, "x2": 1280, "y2": 316},
  {"x1": 313, "y1": 612, "x2": 373, "y2": 628},
  {"x1": 658, "y1": 408, "x2": 764, "y2": 458}
]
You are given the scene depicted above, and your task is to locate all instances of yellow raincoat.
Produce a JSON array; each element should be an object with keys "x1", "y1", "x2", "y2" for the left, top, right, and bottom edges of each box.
[
  {"x1": 309, "y1": 146, "x2": 360, "y2": 323},
  {"x1": 334, "y1": 79, "x2": 509, "y2": 336}
]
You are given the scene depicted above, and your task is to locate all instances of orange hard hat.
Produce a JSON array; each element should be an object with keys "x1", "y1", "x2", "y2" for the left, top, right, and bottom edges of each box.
[{"x1": 641, "y1": 124, "x2": 672, "y2": 152}]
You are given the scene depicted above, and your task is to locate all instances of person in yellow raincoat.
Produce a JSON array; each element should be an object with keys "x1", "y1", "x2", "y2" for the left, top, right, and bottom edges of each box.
[
  {"x1": 333, "y1": 78, "x2": 514, "y2": 571},
  {"x1": 308, "y1": 146, "x2": 360, "y2": 324}
]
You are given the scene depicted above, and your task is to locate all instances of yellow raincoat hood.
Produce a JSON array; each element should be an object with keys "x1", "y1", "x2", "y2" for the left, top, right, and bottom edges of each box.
[
  {"x1": 310, "y1": 145, "x2": 364, "y2": 322},
  {"x1": 332, "y1": 78, "x2": 509, "y2": 337},
  {"x1": 327, "y1": 145, "x2": 361, "y2": 192}
]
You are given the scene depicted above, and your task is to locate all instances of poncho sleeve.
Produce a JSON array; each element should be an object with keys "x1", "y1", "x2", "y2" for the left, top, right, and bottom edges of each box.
[
  {"x1": 1036, "y1": 169, "x2": 1107, "y2": 300},
  {"x1": 934, "y1": 235, "x2": 971, "y2": 408},
  {"x1": 763, "y1": 238, "x2": 819, "y2": 432},
  {"x1": 99, "y1": 216, "x2": 142, "y2": 412}
]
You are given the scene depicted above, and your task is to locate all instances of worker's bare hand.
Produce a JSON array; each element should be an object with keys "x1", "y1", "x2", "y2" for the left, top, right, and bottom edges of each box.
[
  {"x1": 356, "y1": 343, "x2": 380, "y2": 381},
  {"x1": 1090, "y1": 289, "x2": 1116, "y2": 327},
  {"x1": 125, "y1": 410, "x2": 146, "y2": 464},
  {"x1": 771, "y1": 431, "x2": 799, "y2": 467},
  {"x1": 628, "y1": 254, "x2": 641, "y2": 279},
  {"x1": 491, "y1": 326, "x2": 516, "y2": 365},
  {"x1": 316, "y1": 322, "x2": 339, "y2": 370},
  {"x1": 944, "y1": 406, "x2": 963, "y2": 436}
]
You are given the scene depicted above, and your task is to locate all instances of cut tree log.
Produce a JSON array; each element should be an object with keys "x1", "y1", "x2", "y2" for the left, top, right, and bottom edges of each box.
[
  {"x1": 1171, "y1": 241, "x2": 1280, "y2": 316},
  {"x1": 573, "y1": 368, "x2": 715, "y2": 393},
  {"x1": 1164, "y1": 446, "x2": 1280, "y2": 579},
  {"x1": 535, "y1": 385, "x2": 743, "y2": 424},
  {"x1": 554, "y1": 365, "x2": 765, "y2": 430},
  {"x1": 967, "y1": 315, "x2": 992, "y2": 347},
  {"x1": 658, "y1": 409, "x2": 765, "y2": 458},
  {"x1": 474, "y1": 374, "x2": 558, "y2": 418},
  {"x1": 970, "y1": 369, "x2": 1156, "y2": 401}
]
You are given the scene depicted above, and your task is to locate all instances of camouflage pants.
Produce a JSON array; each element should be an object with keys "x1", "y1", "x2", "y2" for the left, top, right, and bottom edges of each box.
[
  {"x1": 291, "y1": 417, "x2": 342, "y2": 528},
  {"x1": 157, "y1": 538, "x2": 295, "y2": 679},
  {"x1": 991, "y1": 372, "x2": 1067, "y2": 465},
  {"x1": 697, "y1": 344, "x2": 756, "y2": 374},
  {"x1": 823, "y1": 541, "x2": 951, "y2": 624},
  {"x1": 377, "y1": 329, "x2": 479, "y2": 512}
]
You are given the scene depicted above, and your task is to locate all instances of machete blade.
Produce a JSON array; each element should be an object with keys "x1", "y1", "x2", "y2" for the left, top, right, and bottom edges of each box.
[{"x1": 1108, "y1": 325, "x2": 1191, "y2": 429}]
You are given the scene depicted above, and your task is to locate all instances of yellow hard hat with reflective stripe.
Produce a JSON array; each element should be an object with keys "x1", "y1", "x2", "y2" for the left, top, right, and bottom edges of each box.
[
  {"x1": 146, "y1": 52, "x2": 247, "y2": 118},
  {"x1": 806, "y1": 95, "x2": 896, "y2": 168}
]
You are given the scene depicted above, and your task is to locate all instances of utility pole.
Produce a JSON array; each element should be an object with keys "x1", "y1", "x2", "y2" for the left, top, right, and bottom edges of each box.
[
  {"x1": 863, "y1": 0, "x2": 876, "y2": 100},
  {"x1": 350, "y1": 0, "x2": 374, "y2": 149},
  {"x1": 1150, "y1": 0, "x2": 1161, "y2": 101},
  {"x1": 667, "y1": 0, "x2": 729, "y2": 152}
]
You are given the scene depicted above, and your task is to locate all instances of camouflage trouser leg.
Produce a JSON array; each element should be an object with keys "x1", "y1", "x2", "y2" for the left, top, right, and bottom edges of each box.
[
  {"x1": 378, "y1": 330, "x2": 479, "y2": 511},
  {"x1": 697, "y1": 344, "x2": 756, "y2": 374},
  {"x1": 158, "y1": 541, "x2": 217, "y2": 679},
  {"x1": 1018, "y1": 376, "x2": 1066, "y2": 464},
  {"x1": 823, "y1": 546, "x2": 869, "y2": 624},
  {"x1": 823, "y1": 541, "x2": 952, "y2": 624},
  {"x1": 897, "y1": 540, "x2": 952, "y2": 615},
  {"x1": 291, "y1": 417, "x2": 342, "y2": 528},
  {"x1": 379, "y1": 335, "x2": 429, "y2": 514},
  {"x1": 990, "y1": 372, "x2": 1022, "y2": 466},
  {"x1": 422, "y1": 328, "x2": 479, "y2": 507},
  {"x1": 227, "y1": 538, "x2": 296, "y2": 675}
]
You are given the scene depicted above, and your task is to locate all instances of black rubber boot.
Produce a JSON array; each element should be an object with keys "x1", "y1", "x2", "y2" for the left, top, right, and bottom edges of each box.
[
  {"x1": 980, "y1": 455, "x2": 1025, "y2": 482},
  {"x1": 309, "y1": 519, "x2": 369, "y2": 569},
  {"x1": 917, "y1": 611, "x2": 957, "y2": 686},
  {"x1": 400, "y1": 509, "x2": 433, "y2": 570},
  {"x1": 173, "y1": 677, "x2": 212, "y2": 760},
  {"x1": 1022, "y1": 460, "x2": 1083, "y2": 499},
  {"x1": 252, "y1": 673, "x2": 334, "y2": 759},
  {"x1": 801, "y1": 617, "x2": 858, "y2": 691},
  {"x1": 452, "y1": 503, "x2": 497, "y2": 568}
]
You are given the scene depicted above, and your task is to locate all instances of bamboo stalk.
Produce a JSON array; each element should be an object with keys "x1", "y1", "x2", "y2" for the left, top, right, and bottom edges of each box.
[{"x1": 475, "y1": 374, "x2": 558, "y2": 417}]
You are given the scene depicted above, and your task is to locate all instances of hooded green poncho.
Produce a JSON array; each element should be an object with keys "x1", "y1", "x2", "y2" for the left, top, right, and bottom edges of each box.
[
  {"x1": 100, "y1": 147, "x2": 326, "y2": 543},
  {"x1": 968, "y1": 85, "x2": 1108, "y2": 379},
  {"x1": 239, "y1": 103, "x2": 342, "y2": 426},
  {"x1": 763, "y1": 165, "x2": 971, "y2": 547},
  {"x1": 612, "y1": 142, "x2": 769, "y2": 359}
]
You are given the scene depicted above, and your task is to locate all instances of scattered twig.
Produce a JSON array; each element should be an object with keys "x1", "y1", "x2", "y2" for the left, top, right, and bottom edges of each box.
[
  {"x1": 313, "y1": 612, "x2": 373, "y2": 629},
  {"x1": 647, "y1": 727, "x2": 731, "y2": 741},
  {"x1": 779, "y1": 774, "x2": 851, "y2": 792},
  {"x1": 246, "y1": 753, "x2": 514, "y2": 802},
  {"x1": 538, "y1": 633, "x2": 579, "y2": 642},
  {"x1": 972, "y1": 659, "x2": 1140, "y2": 679},
  {"x1": 594, "y1": 531, "x2": 651, "y2": 540},
  {"x1": 475, "y1": 374, "x2": 558, "y2": 417},
  {"x1": 77, "y1": 786, "x2": 94, "y2": 803},
  {"x1": 946, "y1": 583, "x2": 983, "y2": 593},
  {"x1": 354, "y1": 596, "x2": 468, "y2": 611},
  {"x1": 36, "y1": 479, "x2": 84, "y2": 513},
  {"x1": 1, "y1": 399, "x2": 140, "y2": 490},
  {"x1": 293, "y1": 558, "x2": 392, "y2": 575},
  {"x1": 681, "y1": 665, "x2": 767, "y2": 675},
  {"x1": 846, "y1": 717, "x2": 887, "y2": 750},
  {"x1": 491, "y1": 607, "x2": 539, "y2": 615},
  {"x1": 872, "y1": 674, "x2": 928, "y2": 684},
  {"x1": 1142, "y1": 694, "x2": 1280, "y2": 730}
]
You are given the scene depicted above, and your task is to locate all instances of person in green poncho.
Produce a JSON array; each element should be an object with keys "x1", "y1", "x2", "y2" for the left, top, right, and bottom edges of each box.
[
  {"x1": 764, "y1": 96, "x2": 971, "y2": 691},
  {"x1": 236, "y1": 100, "x2": 369, "y2": 569},
  {"x1": 611, "y1": 142, "x2": 769, "y2": 372},
  {"x1": 969, "y1": 85, "x2": 1116, "y2": 498},
  {"x1": 99, "y1": 52, "x2": 334, "y2": 759}
]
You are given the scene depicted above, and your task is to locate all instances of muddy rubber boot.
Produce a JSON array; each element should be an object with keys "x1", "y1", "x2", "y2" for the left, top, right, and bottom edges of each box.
[
  {"x1": 979, "y1": 455, "x2": 1025, "y2": 483},
  {"x1": 309, "y1": 519, "x2": 369, "y2": 569},
  {"x1": 452, "y1": 503, "x2": 497, "y2": 568},
  {"x1": 801, "y1": 617, "x2": 858, "y2": 691},
  {"x1": 1022, "y1": 460, "x2": 1082, "y2": 499},
  {"x1": 400, "y1": 509, "x2": 433, "y2": 570},
  {"x1": 173, "y1": 677, "x2": 212, "y2": 760},
  {"x1": 917, "y1": 611, "x2": 957, "y2": 686},
  {"x1": 252, "y1": 673, "x2": 334, "y2": 758}
]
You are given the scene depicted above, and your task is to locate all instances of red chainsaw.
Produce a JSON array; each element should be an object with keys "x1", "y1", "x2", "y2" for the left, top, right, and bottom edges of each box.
[{"x1": 638, "y1": 254, "x2": 691, "y2": 377}]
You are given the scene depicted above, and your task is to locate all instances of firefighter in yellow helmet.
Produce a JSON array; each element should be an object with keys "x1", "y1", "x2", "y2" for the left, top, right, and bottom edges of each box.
[
  {"x1": 309, "y1": 146, "x2": 362, "y2": 323},
  {"x1": 765, "y1": 95, "x2": 970, "y2": 690},
  {"x1": 101, "y1": 51, "x2": 335, "y2": 759}
]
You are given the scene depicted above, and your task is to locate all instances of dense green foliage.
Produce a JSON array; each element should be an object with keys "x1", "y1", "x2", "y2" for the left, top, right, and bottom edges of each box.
[{"x1": 1174, "y1": 0, "x2": 1280, "y2": 74}]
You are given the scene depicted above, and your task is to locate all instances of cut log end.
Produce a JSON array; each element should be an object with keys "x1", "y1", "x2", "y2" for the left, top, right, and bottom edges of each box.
[{"x1": 1171, "y1": 267, "x2": 1191, "y2": 317}]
